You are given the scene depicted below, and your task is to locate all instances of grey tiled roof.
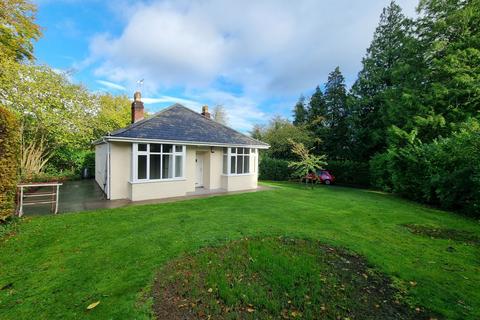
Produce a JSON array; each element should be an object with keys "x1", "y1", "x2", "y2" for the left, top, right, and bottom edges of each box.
[{"x1": 108, "y1": 104, "x2": 269, "y2": 147}]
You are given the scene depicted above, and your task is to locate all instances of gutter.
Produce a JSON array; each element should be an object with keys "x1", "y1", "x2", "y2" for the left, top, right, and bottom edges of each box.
[{"x1": 97, "y1": 136, "x2": 270, "y2": 149}]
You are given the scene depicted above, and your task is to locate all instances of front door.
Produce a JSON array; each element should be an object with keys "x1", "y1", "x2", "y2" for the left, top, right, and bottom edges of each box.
[{"x1": 195, "y1": 153, "x2": 204, "y2": 187}]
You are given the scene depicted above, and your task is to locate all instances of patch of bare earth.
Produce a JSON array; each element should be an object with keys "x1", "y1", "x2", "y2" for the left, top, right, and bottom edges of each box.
[{"x1": 403, "y1": 224, "x2": 479, "y2": 245}]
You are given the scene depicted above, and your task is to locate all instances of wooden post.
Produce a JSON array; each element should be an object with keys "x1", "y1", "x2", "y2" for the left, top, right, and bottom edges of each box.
[{"x1": 55, "y1": 184, "x2": 59, "y2": 214}]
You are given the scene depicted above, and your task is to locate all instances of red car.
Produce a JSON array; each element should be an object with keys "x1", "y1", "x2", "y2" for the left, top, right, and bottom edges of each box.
[{"x1": 302, "y1": 170, "x2": 335, "y2": 185}]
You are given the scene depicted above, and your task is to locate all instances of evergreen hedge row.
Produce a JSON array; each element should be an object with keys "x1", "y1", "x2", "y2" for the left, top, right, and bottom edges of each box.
[
  {"x1": 0, "y1": 106, "x2": 20, "y2": 221},
  {"x1": 370, "y1": 119, "x2": 480, "y2": 217},
  {"x1": 259, "y1": 157, "x2": 293, "y2": 181},
  {"x1": 326, "y1": 160, "x2": 370, "y2": 187}
]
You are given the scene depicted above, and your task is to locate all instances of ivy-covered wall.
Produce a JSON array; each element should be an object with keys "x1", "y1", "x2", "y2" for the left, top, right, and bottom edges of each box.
[{"x1": 0, "y1": 106, "x2": 20, "y2": 221}]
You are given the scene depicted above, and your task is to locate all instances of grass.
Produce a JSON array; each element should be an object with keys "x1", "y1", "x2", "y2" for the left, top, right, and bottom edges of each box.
[
  {"x1": 0, "y1": 182, "x2": 479, "y2": 319},
  {"x1": 153, "y1": 237, "x2": 436, "y2": 319}
]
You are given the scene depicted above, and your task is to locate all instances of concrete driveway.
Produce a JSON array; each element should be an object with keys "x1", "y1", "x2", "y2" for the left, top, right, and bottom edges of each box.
[
  {"x1": 22, "y1": 179, "x2": 128, "y2": 215},
  {"x1": 22, "y1": 179, "x2": 270, "y2": 216}
]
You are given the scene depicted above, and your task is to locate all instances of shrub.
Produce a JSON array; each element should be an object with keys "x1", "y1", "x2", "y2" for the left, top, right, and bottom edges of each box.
[
  {"x1": 259, "y1": 157, "x2": 293, "y2": 181},
  {"x1": 369, "y1": 153, "x2": 393, "y2": 191},
  {"x1": 370, "y1": 119, "x2": 480, "y2": 217},
  {"x1": 327, "y1": 160, "x2": 370, "y2": 186},
  {"x1": 0, "y1": 106, "x2": 20, "y2": 221},
  {"x1": 427, "y1": 121, "x2": 480, "y2": 215},
  {"x1": 21, "y1": 170, "x2": 78, "y2": 183},
  {"x1": 42, "y1": 149, "x2": 95, "y2": 179}
]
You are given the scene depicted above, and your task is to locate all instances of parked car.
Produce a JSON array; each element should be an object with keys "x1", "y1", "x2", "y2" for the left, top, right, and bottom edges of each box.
[
  {"x1": 317, "y1": 170, "x2": 335, "y2": 185},
  {"x1": 302, "y1": 170, "x2": 335, "y2": 185}
]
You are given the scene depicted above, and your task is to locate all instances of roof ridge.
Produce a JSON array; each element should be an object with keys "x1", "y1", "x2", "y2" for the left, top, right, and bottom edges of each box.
[{"x1": 178, "y1": 105, "x2": 267, "y2": 145}]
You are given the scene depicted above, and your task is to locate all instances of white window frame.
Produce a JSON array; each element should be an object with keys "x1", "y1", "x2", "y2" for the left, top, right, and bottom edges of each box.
[
  {"x1": 131, "y1": 143, "x2": 186, "y2": 183},
  {"x1": 223, "y1": 147, "x2": 256, "y2": 176}
]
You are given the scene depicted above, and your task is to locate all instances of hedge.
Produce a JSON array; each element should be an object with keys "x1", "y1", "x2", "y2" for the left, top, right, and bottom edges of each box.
[
  {"x1": 0, "y1": 106, "x2": 20, "y2": 221},
  {"x1": 259, "y1": 157, "x2": 293, "y2": 181},
  {"x1": 326, "y1": 160, "x2": 370, "y2": 187},
  {"x1": 370, "y1": 119, "x2": 480, "y2": 217}
]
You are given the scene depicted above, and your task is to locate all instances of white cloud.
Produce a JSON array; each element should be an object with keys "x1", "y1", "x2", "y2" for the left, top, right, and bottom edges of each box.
[
  {"x1": 85, "y1": 0, "x2": 418, "y2": 130},
  {"x1": 88, "y1": 0, "x2": 417, "y2": 93},
  {"x1": 142, "y1": 91, "x2": 266, "y2": 132},
  {"x1": 142, "y1": 95, "x2": 201, "y2": 108},
  {"x1": 188, "y1": 90, "x2": 268, "y2": 132},
  {"x1": 96, "y1": 79, "x2": 127, "y2": 91}
]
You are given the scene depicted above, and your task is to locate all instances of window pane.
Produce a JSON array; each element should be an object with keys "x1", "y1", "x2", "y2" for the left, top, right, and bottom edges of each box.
[
  {"x1": 137, "y1": 155, "x2": 147, "y2": 179},
  {"x1": 223, "y1": 147, "x2": 228, "y2": 154},
  {"x1": 244, "y1": 155, "x2": 250, "y2": 173},
  {"x1": 175, "y1": 145, "x2": 183, "y2": 153},
  {"x1": 150, "y1": 154, "x2": 161, "y2": 179},
  {"x1": 150, "y1": 144, "x2": 161, "y2": 152},
  {"x1": 162, "y1": 154, "x2": 173, "y2": 178},
  {"x1": 231, "y1": 147, "x2": 236, "y2": 154},
  {"x1": 230, "y1": 155, "x2": 236, "y2": 174},
  {"x1": 237, "y1": 155, "x2": 244, "y2": 174},
  {"x1": 223, "y1": 154, "x2": 228, "y2": 174},
  {"x1": 138, "y1": 144, "x2": 147, "y2": 152},
  {"x1": 163, "y1": 144, "x2": 173, "y2": 153},
  {"x1": 237, "y1": 147, "x2": 244, "y2": 154},
  {"x1": 175, "y1": 155, "x2": 183, "y2": 177}
]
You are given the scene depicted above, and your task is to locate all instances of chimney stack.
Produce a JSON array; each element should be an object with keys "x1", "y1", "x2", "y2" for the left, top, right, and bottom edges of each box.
[
  {"x1": 201, "y1": 105, "x2": 210, "y2": 119},
  {"x1": 131, "y1": 91, "x2": 144, "y2": 124}
]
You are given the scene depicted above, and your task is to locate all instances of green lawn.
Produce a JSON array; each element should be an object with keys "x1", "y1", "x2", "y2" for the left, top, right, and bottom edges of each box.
[{"x1": 1, "y1": 182, "x2": 479, "y2": 319}]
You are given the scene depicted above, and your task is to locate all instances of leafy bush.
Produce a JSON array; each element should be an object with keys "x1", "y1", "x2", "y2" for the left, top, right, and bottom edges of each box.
[
  {"x1": 369, "y1": 153, "x2": 393, "y2": 191},
  {"x1": 43, "y1": 149, "x2": 95, "y2": 178},
  {"x1": 21, "y1": 170, "x2": 78, "y2": 183},
  {"x1": 370, "y1": 119, "x2": 480, "y2": 216},
  {"x1": 0, "y1": 106, "x2": 20, "y2": 221},
  {"x1": 0, "y1": 216, "x2": 20, "y2": 239},
  {"x1": 259, "y1": 157, "x2": 293, "y2": 181},
  {"x1": 82, "y1": 151, "x2": 95, "y2": 175},
  {"x1": 327, "y1": 160, "x2": 370, "y2": 186}
]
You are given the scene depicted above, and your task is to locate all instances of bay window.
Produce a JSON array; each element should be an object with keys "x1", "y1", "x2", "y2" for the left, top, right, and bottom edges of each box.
[
  {"x1": 223, "y1": 147, "x2": 256, "y2": 175},
  {"x1": 133, "y1": 143, "x2": 185, "y2": 181}
]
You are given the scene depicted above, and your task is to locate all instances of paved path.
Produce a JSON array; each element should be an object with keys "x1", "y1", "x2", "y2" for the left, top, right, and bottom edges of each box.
[{"x1": 23, "y1": 179, "x2": 271, "y2": 216}]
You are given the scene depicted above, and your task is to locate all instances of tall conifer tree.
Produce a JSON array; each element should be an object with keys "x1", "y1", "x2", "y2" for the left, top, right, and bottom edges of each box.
[
  {"x1": 323, "y1": 67, "x2": 350, "y2": 159},
  {"x1": 293, "y1": 95, "x2": 307, "y2": 126}
]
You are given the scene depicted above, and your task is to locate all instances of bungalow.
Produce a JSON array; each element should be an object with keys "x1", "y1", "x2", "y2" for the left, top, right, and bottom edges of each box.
[{"x1": 93, "y1": 92, "x2": 269, "y2": 201}]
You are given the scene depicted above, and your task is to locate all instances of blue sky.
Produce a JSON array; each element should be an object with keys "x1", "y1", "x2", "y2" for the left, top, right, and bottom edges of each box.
[{"x1": 34, "y1": 0, "x2": 417, "y2": 132}]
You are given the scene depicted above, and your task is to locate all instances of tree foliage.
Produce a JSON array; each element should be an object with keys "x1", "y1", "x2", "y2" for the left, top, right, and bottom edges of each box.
[
  {"x1": 0, "y1": 0, "x2": 42, "y2": 61},
  {"x1": 0, "y1": 105, "x2": 20, "y2": 220},
  {"x1": 279, "y1": 0, "x2": 480, "y2": 214},
  {"x1": 288, "y1": 139, "x2": 327, "y2": 181},
  {"x1": 322, "y1": 67, "x2": 351, "y2": 159},
  {"x1": 255, "y1": 116, "x2": 315, "y2": 160},
  {"x1": 350, "y1": 1, "x2": 413, "y2": 160},
  {"x1": 0, "y1": 54, "x2": 131, "y2": 176},
  {"x1": 292, "y1": 95, "x2": 307, "y2": 126}
]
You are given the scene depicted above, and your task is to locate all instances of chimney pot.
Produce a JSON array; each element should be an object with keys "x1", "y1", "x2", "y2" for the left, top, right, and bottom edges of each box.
[
  {"x1": 201, "y1": 105, "x2": 211, "y2": 119},
  {"x1": 131, "y1": 91, "x2": 144, "y2": 124},
  {"x1": 134, "y1": 91, "x2": 142, "y2": 102}
]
